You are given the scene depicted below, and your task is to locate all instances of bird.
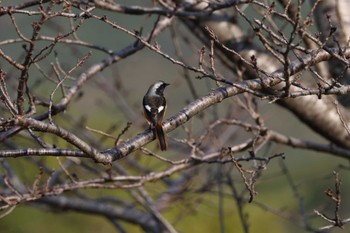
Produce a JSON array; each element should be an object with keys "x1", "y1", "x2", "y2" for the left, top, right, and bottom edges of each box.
[{"x1": 142, "y1": 81, "x2": 170, "y2": 151}]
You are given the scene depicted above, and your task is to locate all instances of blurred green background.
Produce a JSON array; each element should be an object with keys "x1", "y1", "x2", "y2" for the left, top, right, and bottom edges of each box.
[{"x1": 1, "y1": 1, "x2": 350, "y2": 233}]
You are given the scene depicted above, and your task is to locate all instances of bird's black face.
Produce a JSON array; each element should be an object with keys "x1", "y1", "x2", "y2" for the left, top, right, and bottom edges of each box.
[
  {"x1": 145, "y1": 81, "x2": 170, "y2": 96},
  {"x1": 156, "y1": 82, "x2": 170, "y2": 95}
]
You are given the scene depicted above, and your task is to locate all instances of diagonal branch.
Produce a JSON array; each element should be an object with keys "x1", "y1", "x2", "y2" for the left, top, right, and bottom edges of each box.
[{"x1": 106, "y1": 47, "x2": 350, "y2": 160}]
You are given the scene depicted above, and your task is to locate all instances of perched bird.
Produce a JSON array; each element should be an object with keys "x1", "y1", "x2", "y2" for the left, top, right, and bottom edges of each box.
[{"x1": 142, "y1": 81, "x2": 170, "y2": 151}]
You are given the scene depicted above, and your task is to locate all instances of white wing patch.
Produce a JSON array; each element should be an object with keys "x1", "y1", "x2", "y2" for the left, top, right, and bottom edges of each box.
[
  {"x1": 158, "y1": 105, "x2": 164, "y2": 113},
  {"x1": 145, "y1": 105, "x2": 152, "y2": 112},
  {"x1": 145, "y1": 104, "x2": 165, "y2": 113}
]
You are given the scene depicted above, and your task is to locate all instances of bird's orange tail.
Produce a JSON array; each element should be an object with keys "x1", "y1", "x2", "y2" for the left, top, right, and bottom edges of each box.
[{"x1": 154, "y1": 123, "x2": 167, "y2": 151}]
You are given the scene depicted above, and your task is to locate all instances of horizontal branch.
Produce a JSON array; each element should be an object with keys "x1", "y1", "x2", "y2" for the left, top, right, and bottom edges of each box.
[
  {"x1": 0, "y1": 0, "x2": 246, "y2": 19},
  {"x1": 268, "y1": 131, "x2": 350, "y2": 159},
  {"x1": 0, "y1": 148, "x2": 86, "y2": 158},
  {"x1": 93, "y1": 0, "x2": 245, "y2": 18},
  {"x1": 37, "y1": 196, "x2": 165, "y2": 232},
  {"x1": 0, "y1": 36, "x2": 114, "y2": 54},
  {"x1": 12, "y1": 117, "x2": 110, "y2": 162}
]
